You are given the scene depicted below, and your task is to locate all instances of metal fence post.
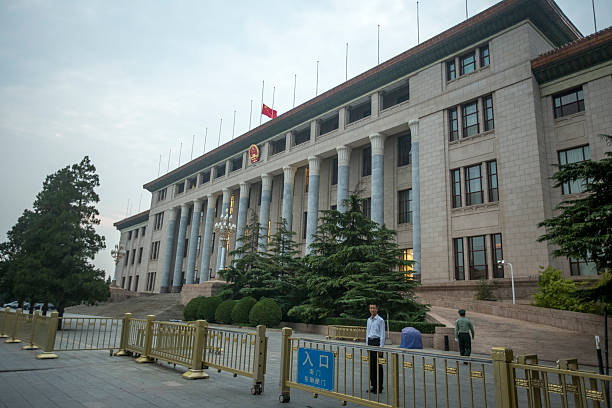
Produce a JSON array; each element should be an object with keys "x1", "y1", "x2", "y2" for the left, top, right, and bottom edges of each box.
[
  {"x1": 5, "y1": 308, "x2": 22, "y2": 344},
  {"x1": 182, "y1": 320, "x2": 209, "y2": 379},
  {"x1": 135, "y1": 315, "x2": 155, "y2": 363},
  {"x1": 251, "y1": 325, "x2": 266, "y2": 395},
  {"x1": 492, "y1": 347, "x2": 516, "y2": 408},
  {"x1": 558, "y1": 358, "x2": 585, "y2": 408},
  {"x1": 23, "y1": 311, "x2": 40, "y2": 350},
  {"x1": 202, "y1": 320, "x2": 209, "y2": 370},
  {"x1": 0, "y1": 308, "x2": 9, "y2": 338},
  {"x1": 517, "y1": 354, "x2": 542, "y2": 408},
  {"x1": 391, "y1": 353, "x2": 400, "y2": 408},
  {"x1": 279, "y1": 327, "x2": 292, "y2": 403},
  {"x1": 115, "y1": 313, "x2": 132, "y2": 356},
  {"x1": 36, "y1": 312, "x2": 58, "y2": 359}
]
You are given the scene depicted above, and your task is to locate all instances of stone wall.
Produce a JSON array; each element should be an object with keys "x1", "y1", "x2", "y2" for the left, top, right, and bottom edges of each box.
[
  {"x1": 179, "y1": 281, "x2": 226, "y2": 305},
  {"x1": 416, "y1": 278, "x2": 540, "y2": 302}
]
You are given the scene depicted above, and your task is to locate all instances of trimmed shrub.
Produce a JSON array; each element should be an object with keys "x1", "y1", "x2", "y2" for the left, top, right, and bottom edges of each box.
[
  {"x1": 184, "y1": 296, "x2": 206, "y2": 321},
  {"x1": 197, "y1": 296, "x2": 223, "y2": 322},
  {"x1": 323, "y1": 317, "x2": 443, "y2": 334},
  {"x1": 215, "y1": 299, "x2": 236, "y2": 324},
  {"x1": 231, "y1": 296, "x2": 257, "y2": 324},
  {"x1": 474, "y1": 279, "x2": 497, "y2": 301},
  {"x1": 249, "y1": 298, "x2": 282, "y2": 327}
]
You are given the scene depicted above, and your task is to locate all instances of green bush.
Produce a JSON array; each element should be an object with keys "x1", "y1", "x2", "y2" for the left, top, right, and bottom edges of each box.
[
  {"x1": 215, "y1": 299, "x2": 236, "y2": 324},
  {"x1": 231, "y1": 296, "x2": 257, "y2": 324},
  {"x1": 474, "y1": 279, "x2": 496, "y2": 301},
  {"x1": 323, "y1": 317, "x2": 443, "y2": 334},
  {"x1": 249, "y1": 298, "x2": 282, "y2": 327},
  {"x1": 184, "y1": 296, "x2": 206, "y2": 321},
  {"x1": 197, "y1": 296, "x2": 223, "y2": 322}
]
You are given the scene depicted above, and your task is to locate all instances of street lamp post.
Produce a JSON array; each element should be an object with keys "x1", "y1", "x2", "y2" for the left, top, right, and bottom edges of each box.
[
  {"x1": 214, "y1": 209, "x2": 237, "y2": 277},
  {"x1": 110, "y1": 244, "x2": 125, "y2": 287},
  {"x1": 498, "y1": 260, "x2": 515, "y2": 305}
]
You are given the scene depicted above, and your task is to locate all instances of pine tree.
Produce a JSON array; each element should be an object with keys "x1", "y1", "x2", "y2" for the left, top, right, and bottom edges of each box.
[{"x1": 289, "y1": 194, "x2": 425, "y2": 323}]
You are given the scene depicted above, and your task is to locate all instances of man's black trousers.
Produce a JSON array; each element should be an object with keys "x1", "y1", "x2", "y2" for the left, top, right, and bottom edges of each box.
[
  {"x1": 367, "y1": 337, "x2": 383, "y2": 391},
  {"x1": 458, "y1": 332, "x2": 472, "y2": 356}
]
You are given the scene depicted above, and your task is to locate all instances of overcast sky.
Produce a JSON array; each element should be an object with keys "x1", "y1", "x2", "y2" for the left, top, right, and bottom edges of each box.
[{"x1": 1, "y1": 0, "x2": 610, "y2": 279}]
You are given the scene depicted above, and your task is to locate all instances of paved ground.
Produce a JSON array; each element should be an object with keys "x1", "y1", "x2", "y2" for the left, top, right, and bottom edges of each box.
[{"x1": 430, "y1": 306, "x2": 602, "y2": 367}]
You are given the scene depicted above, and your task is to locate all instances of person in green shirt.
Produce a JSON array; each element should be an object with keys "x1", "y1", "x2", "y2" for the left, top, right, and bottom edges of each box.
[{"x1": 454, "y1": 309, "x2": 475, "y2": 361}]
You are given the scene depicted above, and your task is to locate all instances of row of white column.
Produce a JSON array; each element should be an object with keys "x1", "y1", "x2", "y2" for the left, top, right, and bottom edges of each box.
[{"x1": 159, "y1": 120, "x2": 420, "y2": 292}]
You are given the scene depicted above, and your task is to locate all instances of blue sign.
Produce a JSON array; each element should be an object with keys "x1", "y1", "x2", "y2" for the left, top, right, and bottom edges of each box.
[{"x1": 297, "y1": 347, "x2": 334, "y2": 391}]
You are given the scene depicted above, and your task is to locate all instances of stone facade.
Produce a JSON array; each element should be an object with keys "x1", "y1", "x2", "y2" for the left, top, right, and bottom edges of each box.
[{"x1": 113, "y1": 1, "x2": 610, "y2": 296}]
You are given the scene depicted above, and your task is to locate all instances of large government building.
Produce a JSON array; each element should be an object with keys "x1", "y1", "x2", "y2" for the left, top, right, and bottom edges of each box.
[{"x1": 113, "y1": 0, "x2": 612, "y2": 297}]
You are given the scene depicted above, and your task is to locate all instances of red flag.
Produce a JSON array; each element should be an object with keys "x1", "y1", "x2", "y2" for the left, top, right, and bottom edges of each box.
[{"x1": 262, "y1": 103, "x2": 277, "y2": 119}]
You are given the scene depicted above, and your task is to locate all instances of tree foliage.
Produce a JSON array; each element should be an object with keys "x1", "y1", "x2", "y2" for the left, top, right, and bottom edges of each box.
[
  {"x1": 538, "y1": 135, "x2": 612, "y2": 271},
  {"x1": 0, "y1": 157, "x2": 109, "y2": 320},
  {"x1": 289, "y1": 195, "x2": 426, "y2": 323}
]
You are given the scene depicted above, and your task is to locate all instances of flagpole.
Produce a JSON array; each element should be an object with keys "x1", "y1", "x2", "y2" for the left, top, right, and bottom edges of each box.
[
  {"x1": 345, "y1": 42, "x2": 348, "y2": 81},
  {"x1": 178, "y1": 141, "x2": 182, "y2": 167},
  {"x1": 203, "y1": 127, "x2": 208, "y2": 154},
  {"x1": 138, "y1": 192, "x2": 143, "y2": 212},
  {"x1": 293, "y1": 74, "x2": 297, "y2": 108},
  {"x1": 259, "y1": 80, "x2": 265, "y2": 125},
  {"x1": 232, "y1": 110, "x2": 236, "y2": 138},
  {"x1": 592, "y1": 0, "x2": 597, "y2": 32},
  {"x1": 315, "y1": 60, "x2": 319, "y2": 96},
  {"x1": 249, "y1": 99, "x2": 253, "y2": 130},
  {"x1": 167, "y1": 148, "x2": 171, "y2": 172},
  {"x1": 377, "y1": 24, "x2": 380, "y2": 65},
  {"x1": 126, "y1": 199, "x2": 130, "y2": 217},
  {"x1": 417, "y1": 1, "x2": 420, "y2": 44},
  {"x1": 465, "y1": 0, "x2": 468, "y2": 19},
  {"x1": 218, "y1": 117, "x2": 223, "y2": 147},
  {"x1": 190, "y1": 134, "x2": 195, "y2": 160},
  {"x1": 158, "y1": 154, "x2": 162, "y2": 176}
]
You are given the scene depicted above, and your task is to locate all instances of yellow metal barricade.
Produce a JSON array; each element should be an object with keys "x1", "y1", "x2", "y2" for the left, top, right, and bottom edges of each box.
[
  {"x1": 327, "y1": 325, "x2": 367, "y2": 342},
  {"x1": 55, "y1": 315, "x2": 122, "y2": 351},
  {"x1": 0, "y1": 308, "x2": 8, "y2": 338},
  {"x1": 5, "y1": 308, "x2": 22, "y2": 344},
  {"x1": 279, "y1": 328, "x2": 494, "y2": 408}
]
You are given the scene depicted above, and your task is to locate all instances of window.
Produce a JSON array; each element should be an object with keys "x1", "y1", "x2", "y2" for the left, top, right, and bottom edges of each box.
[
  {"x1": 270, "y1": 138, "x2": 286, "y2": 155},
  {"x1": 293, "y1": 128, "x2": 310, "y2": 146},
  {"x1": 558, "y1": 145, "x2": 590, "y2": 194},
  {"x1": 491, "y1": 234, "x2": 504, "y2": 278},
  {"x1": 304, "y1": 168, "x2": 309, "y2": 193},
  {"x1": 186, "y1": 206, "x2": 193, "y2": 225},
  {"x1": 362, "y1": 146, "x2": 371, "y2": 177},
  {"x1": 459, "y1": 51, "x2": 476, "y2": 75},
  {"x1": 134, "y1": 276, "x2": 139, "y2": 292},
  {"x1": 215, "y1": 163, "x2": 226, "y2": 179},
  {"x1": 569, "y1": 258, "x2": 598, "y2": 276},
  {"x1": 468, "y1": 235, "x2": 487, "y2": 280},
  {"x1": 331, "y1": 156, "x2": 338, "y2": 185},
  {"x1": 127, "y1": 231, "x2": 132, "y2": 240},
  {"x1": 451, "y1": 169, "x2": 461, "y2": 208},
  {"x1": 124, "y1": 251, "x2": 129, "y2": 266},
  {"x1": 230, "y1": 156, "x2": 242, "y2": 172},
  {"x1": 121, "y1": 277, "x2": 126, "y2": 289},
  {"x1": 138, "y1": 247, "x2": 143, "y2": 264},
  {"x1": 131, "y1": 249, "x2": 136, "y2": 265},
  {"x1": 187, "y1": 177, "x2": 197, "y2": 189},
  {"x1": 153, "y1": 212, "x2": 164, "y2": 230},
  {"x1": 134, "y1": 229, "x2": 139, "y2": 239},
  {"x1": 448, "y1": 108, "x2": 459, "y2": 142},
  {"x1": 141, "y1": 226, "x2": 146, "y2": 236},
  {"x1": 480, "y1": 44, "x2": 490, "y2": 68},
  {"x1": 150, "y1": 241, "x2": 160, "y2": 260},
  {"x1": 183, "y1": 239, "x2": 188, "y2": 257},
  {"x1": 400, "y1": 248, "x2": 414, "y2": 276},
  {"x1": 483, "y1": 95, "x2": 494, "y2": 131},
  {"x1": 215, "y1": 196, "x2": 222, "y2": 217},
  {"x1": 453, "y1": 238, "x2": 464, "y2": 280},
  {"x1": 127, "y1": 276, "x2": 132, "y2": 291},
  {"x1": 211, "y1": 232, "x2": 216, "y2": 252},
  {"x1": 200, "y1": 171, "x2": 211, "y2": 184},
  {"x1": 146, "y1": 272, "x2": 156, "y2": 292},
  {"x1": 176, "y1": 182, "x2": 185, "y2": 195},
  {"x1": 381, "y1": 81, "x2": 410, "y2": 110},
  {"x1": 157, "y1": 188, "x2": 167, "y2": 202},
  {"x1": 302, "y1": 212, "x2": 308, "y2": 239},
  {"x1": 462, "y1": 101, "x2": 479, "y2": 137},
  {"x1": 319, "y1": 114, "x2": 339, "y2": 136},
  {"x1": 361, "y1": 197, "x2": 371, "y2": 219},
  {"x1": 446, "y1": 59, "x2": 456, "y2": 81},
  {"x1": 347, "y1": 100, "x2": 371, "y2": 124},
  {"x1": 397, "y1": 134, "x2": 411, "y2": 166},
  {"x1": 553, "y1": 87, "x2": 584, "y2": 118},
  {"x1": 229, "y1": 194, "x2": 235, "y2": 216},
  {"x1": 196, "y1": 236, "x2": 201, "y2": 256},
  {"x1": 398, "y1": 189, "x2": 412, "y2": 224},
  {"x1": 465, "y1": 164, "x2": 483, "y2": 206},
  {"x1": 487, "y1": 160, "x2": 499, "y2": 202}
]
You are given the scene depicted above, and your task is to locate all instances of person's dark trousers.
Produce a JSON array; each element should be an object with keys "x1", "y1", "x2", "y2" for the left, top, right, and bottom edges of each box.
[
  {"x1": 458, "y1": 332, "x2": 472, "y2": 356},
  {"x1": 367, "y1": 337, "x2": 383, "y2": 392}
]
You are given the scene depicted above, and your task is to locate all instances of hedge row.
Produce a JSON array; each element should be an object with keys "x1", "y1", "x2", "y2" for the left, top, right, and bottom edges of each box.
[
  {"x1": 323, "y1": 317, "x2": 442, "y2": 334},
  {"x1": 183, "y1": 296, "x2": 282, "y2": 327}
]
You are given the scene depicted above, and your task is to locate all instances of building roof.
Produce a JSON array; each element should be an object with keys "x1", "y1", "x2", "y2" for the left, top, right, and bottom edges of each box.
[
  {"x1": 142, "y1": 0, "x2": 581, "y2": 193},
  {"x1": 531, "y1": 26, "x2": 612, "y2": 83},
  {"x1": 114, "y1": 210, "x2": 150, "y2": 230}
]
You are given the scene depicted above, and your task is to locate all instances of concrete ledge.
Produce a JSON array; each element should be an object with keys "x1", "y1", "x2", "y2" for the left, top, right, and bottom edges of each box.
[{"x1": 180, "y1": 281, "x2": 227, "y2": 305}]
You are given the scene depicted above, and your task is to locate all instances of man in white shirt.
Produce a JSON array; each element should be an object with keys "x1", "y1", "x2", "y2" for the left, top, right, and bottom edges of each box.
[{"x1": 366, "y1": 303, "x2": 385, "y2": 393}]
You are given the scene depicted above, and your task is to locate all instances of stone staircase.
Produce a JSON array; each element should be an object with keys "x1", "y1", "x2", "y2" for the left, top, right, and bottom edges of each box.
[{"x1": 66, "y1": 293, "x2": 184, "y2": 320}]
